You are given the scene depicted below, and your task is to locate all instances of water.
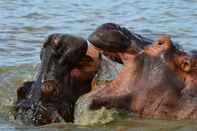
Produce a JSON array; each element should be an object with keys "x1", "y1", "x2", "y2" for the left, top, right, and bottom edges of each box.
[{"x1": 0, "y1": 0, "x2": 197, "y2": 130}]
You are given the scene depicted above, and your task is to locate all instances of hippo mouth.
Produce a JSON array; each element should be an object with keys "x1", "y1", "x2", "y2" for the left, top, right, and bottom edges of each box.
[{"x1": 88, "y1": 23, "x2": 152, "y2": 63}]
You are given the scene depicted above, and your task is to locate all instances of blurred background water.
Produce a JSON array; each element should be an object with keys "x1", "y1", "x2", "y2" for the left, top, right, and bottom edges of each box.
[{"x1": 0, "y1": 0, "x2": 197, "y2": 130}]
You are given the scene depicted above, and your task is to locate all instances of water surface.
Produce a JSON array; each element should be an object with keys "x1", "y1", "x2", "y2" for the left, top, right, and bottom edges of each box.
[{"x1": 0, "y1": 0, "x2": 197, "y2": 130}]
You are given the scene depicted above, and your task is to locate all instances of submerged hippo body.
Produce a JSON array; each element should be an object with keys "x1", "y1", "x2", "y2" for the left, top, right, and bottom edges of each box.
[
  {"x1": 76, "y1": 23, "x2": 197, "y2": 121},
  {"x1": 16, "y1": 34, "x2": 100, "y2": 125}
]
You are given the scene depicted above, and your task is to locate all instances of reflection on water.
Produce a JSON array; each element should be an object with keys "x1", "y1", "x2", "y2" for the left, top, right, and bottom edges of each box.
[{"x1": 0, "y1": 0, "x2": 197, "y2": 130}]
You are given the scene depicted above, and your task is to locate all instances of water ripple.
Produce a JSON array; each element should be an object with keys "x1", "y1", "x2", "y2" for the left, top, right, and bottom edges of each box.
[
  {"x1": 21, "y1": 12, "x2": 50, "y2": 19},
  {"x1": 0, "y1": 0, "x2": 196, "y2": 67},
  {"x1": 21, "y1": 26, "x2": 55, "y2": 33}
]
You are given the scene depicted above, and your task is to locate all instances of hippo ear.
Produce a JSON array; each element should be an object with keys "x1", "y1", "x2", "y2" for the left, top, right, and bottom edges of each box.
[
  {"x1": 43, "y1": 33, "x2": 62, "y2": 48},
  {"x1": 40, "y1": 33, "x2": 62, "y2": 60},
  {"x1": 179, "y1": 58, "x2": 192, "y2": 72}
]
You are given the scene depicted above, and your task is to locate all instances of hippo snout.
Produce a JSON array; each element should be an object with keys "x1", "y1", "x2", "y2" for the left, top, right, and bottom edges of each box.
[{"x1": 88, "y1": 23, "x2": 151, "y2": 54}]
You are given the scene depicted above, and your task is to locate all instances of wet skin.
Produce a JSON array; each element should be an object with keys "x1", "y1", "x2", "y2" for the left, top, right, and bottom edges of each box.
[
  {"x1": 88, "y1": 23, "x2": 152, "y2": 54},
  {"x1": 15, "y1": 23, "x2": 161, "y2": 125},
  {"x1": 16, "y1": 34, "x2": 100, "y2": 125},
  {"x1": 16, "y1": 22, "x2": 197, "y2": 125},
  {"x1": 76, "y1": 23, "x2": 197, "y2": 120}
]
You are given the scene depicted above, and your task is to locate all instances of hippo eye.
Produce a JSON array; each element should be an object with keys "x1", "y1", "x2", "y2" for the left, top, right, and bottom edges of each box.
[{"x1": 158, "y1": 42, "x2": 163, "y2": 45}]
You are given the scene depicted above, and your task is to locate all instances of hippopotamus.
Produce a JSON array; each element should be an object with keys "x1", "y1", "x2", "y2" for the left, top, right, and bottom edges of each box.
[
  {"x1": 15, "y1": 34, "x2": 100, "y2": 125},
  {"x1": 15, "y1": 23, "x2": 155, "y2": 125},
  {"x1": 75, "y1": 23, "x2": 197, "y2": 121}
]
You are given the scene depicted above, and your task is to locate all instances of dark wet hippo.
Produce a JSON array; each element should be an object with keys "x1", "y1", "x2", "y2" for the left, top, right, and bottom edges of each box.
[
  {"x1": 88, "y1": 23, "x2": 151, "y2": 53},
  {"x1": 75, "y1": 23, "x2": 197, "y2": 121},
  {"x1": 15, "y1": 34, "x2": 100, "y2": 125}
]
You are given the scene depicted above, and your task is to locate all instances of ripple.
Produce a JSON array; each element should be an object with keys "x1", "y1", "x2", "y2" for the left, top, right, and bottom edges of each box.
[
  {"x1": 21, "y1": 26, "x2": 55, "y2": 33},
  {"x1": 21, "y1": 12, "x2": 50, "y2": 19},
  {"x1": 0, "y1": 0, "x2": 196, "y2": 67},
  {"x1": 162, "y1": 11, "x2": 177, "y2": 17},
  {"x1": 177, "y1": 27, "x2": 193, "y2": 33},
  {"x1": 132, "y1": 16, "x2": 147, "y2": 22}
]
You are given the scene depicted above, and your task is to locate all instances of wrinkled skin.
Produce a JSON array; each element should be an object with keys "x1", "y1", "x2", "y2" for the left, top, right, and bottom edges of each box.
[
  {"x1": 15, "y1": 34, "x2": 100, "y2": 125},
  {"x1": 76, "y1": 23, "x2": 197, "y2": 120}
]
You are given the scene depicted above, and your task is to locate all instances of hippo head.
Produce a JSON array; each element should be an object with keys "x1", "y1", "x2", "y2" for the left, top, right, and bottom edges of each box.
[
  {"x1": 38, "y1": 34, "x2": 88, "y2": 102},
  {"x1": 16, "y1": 34, "x2": 89, "y2": 125},
  {"x1": 75, "y1": 34, "x2": 197, "y2": 123},
  {"x1": 144, "y1": 36, "x2": 197, "y2": 94},
  {"x1": 40, "y1": 34, "x2": 88, "y2": 81},
  {"x1": 129, "y1": 36, "x2": 197, "y2": 119}
]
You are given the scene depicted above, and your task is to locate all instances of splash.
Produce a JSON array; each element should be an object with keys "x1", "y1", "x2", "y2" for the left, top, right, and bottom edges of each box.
[
  {"x1": 0, "y1": 64, "x2": 36, "y2": 123},
  {"x1": 74, "y1": 94, "x2": 120, "y2": 126}
]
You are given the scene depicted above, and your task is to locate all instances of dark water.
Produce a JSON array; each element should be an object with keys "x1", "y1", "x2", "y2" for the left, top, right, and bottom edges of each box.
[{"x1": 0, "y1": 0, "x2": 197, "y2": 130}]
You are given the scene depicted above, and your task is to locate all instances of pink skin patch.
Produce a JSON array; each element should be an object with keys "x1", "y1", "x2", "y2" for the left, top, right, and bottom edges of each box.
[
  {"x1": 54, "y1": 39, "x2": 59, "y2": 47},
  {"x1": 70, "y1": 68, "x2": 81, "y2": 78}
]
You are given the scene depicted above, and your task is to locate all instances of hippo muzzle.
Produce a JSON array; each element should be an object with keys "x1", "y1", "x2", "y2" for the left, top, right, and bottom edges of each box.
[{"x1": 88, "y1": 23, "x2": 152, "y2": 54}]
